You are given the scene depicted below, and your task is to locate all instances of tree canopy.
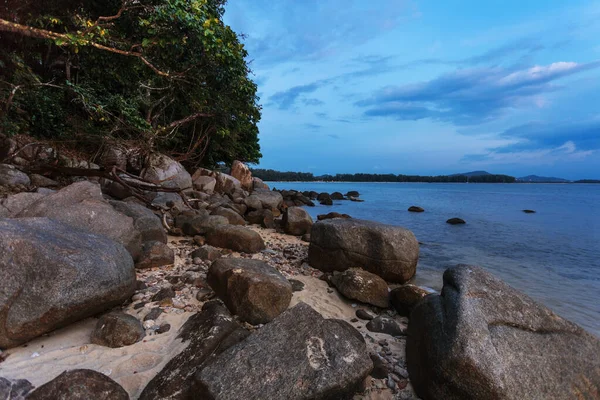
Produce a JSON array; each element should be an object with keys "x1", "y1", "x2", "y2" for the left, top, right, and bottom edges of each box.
[{"x1": 0, "y1": 0, "x2": 261, "y2": 169}]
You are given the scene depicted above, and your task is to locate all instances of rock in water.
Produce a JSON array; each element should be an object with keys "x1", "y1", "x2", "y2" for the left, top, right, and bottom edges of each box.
[
  {"x1": 205, "y1": 225, "x2": 265, "y2": 253},
  {"x1": 408, "y1": 206, "x2": 424, "y2": 212},
  {"x1": 0, "y1": 377, "x2": 34, "y2": 399},
  {"x1": 207, "y1": 258, "x2": 292, "y2": 324},
  {"x1": 26, "y1": 369, "x2": 129, "y2": 400},
  {"x1": 194, "y1": 303, "x2": 373, "y2": 399},
  {"x1": 139, "y1": 301, "x2": 249, "y2": 400},
  {"x1": 407, "y1": 265, "x2": 600, "y2": 400},
  {"x1": 252, "y1": 189, "x2": 283, "y2": 210},
  {"x1": 446, "y1": 217, "x2": 466, "y2": 225},
  {"x1": 330, "y1": 268, "x2": 389, "y2": 308},
  {"x1": 389, "y1": 284, "x2": 429, "y2": 317},
  {"x1": 282, "y1": 206, "x2": 313, "y2": 236},
  {"x1": 309, "y1": 218, "x2": 419, "y2": 283},
  {"x1": 0, "y1": 218, "x2": 135, "y2": 348},
  {"x1": 90, "y1": 312, "x2": 145, "y2": 348},
  {"x1": 16, "y1": 181, "x2": 142, "y2": 260}
]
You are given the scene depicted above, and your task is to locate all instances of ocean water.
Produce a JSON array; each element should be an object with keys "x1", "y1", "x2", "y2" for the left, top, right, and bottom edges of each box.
[{"x1": 269, "y1": 182, "x2": 600, "y2": 336}]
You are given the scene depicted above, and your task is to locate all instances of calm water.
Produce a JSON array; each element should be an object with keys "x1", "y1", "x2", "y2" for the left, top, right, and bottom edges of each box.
[{"x1": 269, "y1": 182, "x2": 600, "y2": 335}]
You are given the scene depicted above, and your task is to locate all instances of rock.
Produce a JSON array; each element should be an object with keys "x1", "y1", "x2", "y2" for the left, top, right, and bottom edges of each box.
[
  {"x1": 139, "y1": 301, "x2": 249, "y2": 400},
  {"x1": 346, "y1": 191, "x2": 360, "y2": 197},
  {"x1": 408, "y1": 206, "x2": 424, "y2": 212},
  {"x1": 182, "y1": 215, "x2": 229, "y2": 236},
  {"x1": 301, "y1": 233, "x2": 311, "y2": 242},
  {"x1": 370, "y1": 354, "x2": 390, "y2": 379},
  {"x1": 309, "y1": 218, "x2": 419, "y2": 283},
  {"x1": 136, "y1": 241, "x2": 174, "y2": 269},
  {"x1": 206, "y1": 225, "x2": 265, "y2": 253},
  {"x1": 389, "y1": 284, "x2": 429, "y2": 317},
  {"x1": 289, "y1": 279, "x2": 305, "y2": 292},
  {"x1": 0, "y1": 164, "x2": 30, "y2": 186},
  {"x1": 230, "y1": 160, "x2": 252, "y2": 191},
  {"x1": 156, "y1": 324, "x2": 171, "y2": 334},
  {"x1": 0, "y1": 377, "x2": 34, "y2": 399},
  {"x1": 348, "y1": 196, "x2": 364, "y2": 202},
  {"x1": 356, "y1": 309, "x2": 376, "y2": 320},
  {"x1": 523, "y1": 209, "x2": 536, "y2": 214},
  {"x1": 144, "y1": 307, "x2": 163, "y2": 322},
  {"x1": 175, "y1": 209, "x2": 209, "y2": 228},
  {"x1": 194, "y1": 302, "x2": 373, "y2": 399},
  {"x1": 207, "y1": 258, "x2": 292, "y2": 324},
  {"x1": 29, "y1": 174, "x2": 59, "y2": 188},
  {"x1": 152, "y1": 287, "x2": 175, "y2": 302},
  {"x1": 110, "y1": 201, "x2": 167, "y2": 244},
  {"x1": 151, "y1": 192, "x2": 185, "y2": 209},
  {"x1": 366, "y1": 316, "x2": 405, "y2": 337},
  {"x1": 141, "y1": 153, "x2": 192, "y2": 190},
  {"x1": 0, "y1": 218, "x2": 135, "y2": 348},
  {"x1": 90, "y1": 312, "x2": 145, "y2": 348},
  {"x1": 192, "y1": 175, "x2": 217, "y2": 193},
  {"x1": 0, "y1": 192, "x2": 47, "y2": 218},
  {"x1": 193, "y1": 235, "x2": 205, "y2": 246},
  {"x1": 319, "y1": 193, "x2": 333, "y2": 206},
  {"x1": 252, "y1": 177, "x2": 269, "y2": 190},
  {"x1": 282, "y1": 206, "x2": 313, "y2": 236},
  {"x1": 212, "y1": 207, "x2": 246, "y2": 225},
  {"x1": 252, "y1": 189, "x2": 283, "y2": 210},
  {"x1": 26, "y1": 369, "x2": 129, "y2": 400},
  {"x1": 407, "y1": 265, "x2": 600, "y2": 400},
  {"x1": 317, "y1": 212, "x2": 352, "y2": 221},
  {"x1": 331, "y1": 192, "x2": 345, "y2": 200},
  {"x1": 191, "y1": 168, "x2": 241, "y2": 195},
  {"x1": 331, "y1": 268, "x2": 389, "y2": 308},
  {"x1": 191, "y1": 245, "x2": 222, "y2": 262},
  {"x1": 244, "y1": 195, "x2": 263, "y2": 211},
  {"x1": 446, "y1": 217, "x2": 466, "y2": 225},
  {"x1": 16, "y1": 181, "x2": 142, "y2": 260}
]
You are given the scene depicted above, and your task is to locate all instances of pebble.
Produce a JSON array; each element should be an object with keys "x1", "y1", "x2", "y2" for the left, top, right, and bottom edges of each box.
[
  {"x1": 157, "y1": 324, "x2": 171, "y2": 334},
  {"x1": 132, "y1": 293, "x2": 144, "y2": 302},
  {"x1": 172, "y1": 299, "x2": 186, "y2": 309},
  {"x1": 143, "y1": 320, "x2": 155, "y2": 330}
]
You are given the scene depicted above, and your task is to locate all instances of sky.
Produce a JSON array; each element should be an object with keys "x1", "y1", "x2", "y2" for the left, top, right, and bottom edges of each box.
[{"x1": 223, "y1": 0, "x2": 600, "y2": 179}]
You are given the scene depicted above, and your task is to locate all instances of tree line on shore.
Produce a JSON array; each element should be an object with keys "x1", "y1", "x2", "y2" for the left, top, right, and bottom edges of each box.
[{"x1": 251, "y1": 169, "x2": 517, "y2": 183}]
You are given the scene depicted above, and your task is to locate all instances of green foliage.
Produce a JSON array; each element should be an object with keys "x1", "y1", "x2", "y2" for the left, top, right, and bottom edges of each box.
[{"x1": 0, "y1": 0, "x2": 261, "y2": 167}]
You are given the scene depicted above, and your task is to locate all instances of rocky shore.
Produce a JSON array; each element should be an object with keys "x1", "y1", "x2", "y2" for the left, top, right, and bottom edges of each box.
[{"x1": 0, "y1": 143, "x2": 599, "y2": 399}]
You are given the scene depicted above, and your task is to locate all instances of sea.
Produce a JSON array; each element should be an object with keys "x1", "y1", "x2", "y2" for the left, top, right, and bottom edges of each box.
[{"x1": 268, "y1": 182, "x2": 600, "y2": 336}]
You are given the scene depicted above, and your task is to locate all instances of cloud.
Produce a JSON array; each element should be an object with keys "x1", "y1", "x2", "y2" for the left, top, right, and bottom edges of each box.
[
  {"x1": 328, "y1": 134, "x2": 340, "y2": 139},
  {"x1": 303, "y1": 123, "x2": 322, "y2": 131},
  {"x1": 303, "y1": 98, "x2": 325, "y2": 106},
  {"x1": 357, "y1": 61, "x2": 600, "y2": 125},
  {"x1": 268, "y1": 82, "x2": 324, "y2": 110}
]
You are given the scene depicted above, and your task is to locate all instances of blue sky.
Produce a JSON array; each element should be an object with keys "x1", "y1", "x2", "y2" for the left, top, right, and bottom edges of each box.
[{"x1": 224, "y1": 0, "x2": 600, "y2": 179}]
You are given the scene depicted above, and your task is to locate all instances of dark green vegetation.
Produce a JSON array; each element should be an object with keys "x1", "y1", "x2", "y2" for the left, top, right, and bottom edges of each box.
[
  {"x1": 0, "y1": 0, "x2": 261, "y2": 168},
  {"x1": 251, "y1": 169, "x2": 517, "y2": 183}
]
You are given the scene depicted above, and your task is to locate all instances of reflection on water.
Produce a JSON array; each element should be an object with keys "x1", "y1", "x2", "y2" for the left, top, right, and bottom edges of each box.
[{"x1": 270, "y1": 182, "x2": 600, "y2": 335}]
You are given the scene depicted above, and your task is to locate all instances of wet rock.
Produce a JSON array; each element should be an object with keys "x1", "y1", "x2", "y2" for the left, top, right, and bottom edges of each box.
[
  {"x1": 523, "y1": 209, "x2": 536, "y2": 214},
  {"x1": 206, "y1": 225, "x2": 265, "y2": 253},
  {"x1": 26, "y1": 369, "x2": 128, "y2": 400},
  {"x1": 331, "y1": 268, "x2": 389, "y2": 308},
  {"x1": 389, "y1": 284, "x2": 429, "y2": 317},
  {"x1": 136, "y1": 241, "x2": 174, "y2": 269},
  {"x1": 408, "y1": 206, "x2": 424, "y2": 213},
  {"x1": 309, "y1": 218, "x2": 419, "y2": 283},
  {"x1": 139, "y1": 301, "x2": 249, "y2": 400},
  {"x1": 331, "y1": 192, "x2": 345, "y2": 200},
  {"x1": 0, "y1": 218, "x2": 135, "y2": 348},
  {"x1": 317, "y1": 212, "x2": 352, "y2": 221},
  {"x1": 446, "y1": 217, "x2": 466, "y2": 225},
  {"x1": 346, "y1": 191, "x2": 360, "y2": 197},
  {"x1": 282, "y1": 206, "x2": 313, "y2": 236},
  {"x1": 207, "y1": 258, "x2": 292, "y2": 324},
  {"x1": 141, "y1": 153, "x2": 192, "y2": 190},
  {"x1": 0, "y1": 377, "x2": 34, "y2": 399},
  {"x1": 407, "y1": 265, "x2": 600, "y2": 400},
  {"x1": 90, "y1": 312, "x2": 145, "y2": 348},
  {"x1": 366, "y1": 316, "x2": 406, "y2": 337},
  {"x1": 191, "y1": 245, "x2": 222, "y2": 262},
  {"x1": 194, "y1": 303, "x2": 373, "y2": 400},
  {"x1": 212, "y1": 207, "x2": 246, "y2": 225},
  {"x1": 0, "y1": 164, "x2": 29, "y2": 186}
]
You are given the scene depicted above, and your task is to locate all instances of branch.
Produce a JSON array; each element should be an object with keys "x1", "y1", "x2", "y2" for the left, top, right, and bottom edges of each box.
[{"x1": 154, "y1": 112, "x2": 213, "y2": 135}]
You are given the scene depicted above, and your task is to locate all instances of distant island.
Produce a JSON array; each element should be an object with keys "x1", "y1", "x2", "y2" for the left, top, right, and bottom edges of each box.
[{"x1": 251, "y1": 169, "x2": 599, "y2": 183}]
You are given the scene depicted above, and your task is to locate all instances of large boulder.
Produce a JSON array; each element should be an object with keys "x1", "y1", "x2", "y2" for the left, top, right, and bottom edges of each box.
[
  {"x1": 194, "y1": 302, "x2": 373, "y2": 399},
  {"x1": 141, "y1": 153, "x2": 192, "y2": 190},
  {"x1": 407, "y1": 265, "x2": 600, "y2": 400},
  {"x1": 206, "y1": 225, "x2": 265, "y2": 253},
  {"x1": 252, "y1": 177, "x2": 269, "y2": 190},
  {"x1": 139, "y1": 301, "x2": 249, "y2": 400},
  {"x1": 110, "y1": 200, "x2": 167, "y2": 244},
  {"x1": 211, "y1": 207, "x2": 246, "y2": 225},
  {"x1": 207, "y1": 258, "x2": 292, "y2": 324},
  {"x1": 182, "y1": 215, "x2": 229, "y2": 236},
  {"x1": 26, "y1": 370, "x2": 129, "y2": 400},
  {"x1": 309, "y1": 219, "x2": 419, "y2": 283},
  {"x1": 252, "y1": 189, "x2": 283, "y2": 210},
  {"x1": 331, "y1": 268, "x2": 389, "y2": 308},
  {"x1": 0, "y1": 218, "x2": 136, "y2": 348},
  {"x1": 16, "y1": 181, "x2": 142, "y2": 260},
  {"x1": 390, "y1": 284, "x2": 429, "y2": 317},
  {"x1": 192, "y1": 175, "x2": 217, "y2": 193},
  {"x1": 230, "y1": 160, "x2": 252, "y2": 191},
  {"x1": 282, "y1": 206, "x2": 313, "y2": 236},
  {"x1": 191, "y1": 168, "x2": 241, "y2": 195},
  {"x1": 0, "y1": 377, "x2": 34, "y2": 399},
  {"x1": 0, "y1": 192, "x2": 47, "y2": 218},
  {"x1": 0, "y1": 164, "x2": 30, "y2": 186}
]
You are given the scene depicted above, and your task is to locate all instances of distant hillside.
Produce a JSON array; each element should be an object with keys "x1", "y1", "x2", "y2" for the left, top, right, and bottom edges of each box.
[
  {"x1": 517, "y1": 175, "x2": 571, "y2": 183},
  {"x1": 574, "y1": 179, "x2": 600, "y2": 183},
  {"x1": 451, "y1": 171, "x2": 492, "y2": 177}
]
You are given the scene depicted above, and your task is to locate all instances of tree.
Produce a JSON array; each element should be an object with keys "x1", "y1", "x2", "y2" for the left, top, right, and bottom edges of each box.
[{"x1": 0, "y1": 0, "x2": 261, "y2": 169}]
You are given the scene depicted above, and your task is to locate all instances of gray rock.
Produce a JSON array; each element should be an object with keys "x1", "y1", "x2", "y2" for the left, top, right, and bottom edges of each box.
[
  {"x1": 207, "y1": 258, "x2": 292, "y2": 324},
  {"x1": 152, "y1": 287, "x2": 175, "y2": 302},
  {"x1": 191, "y1": 245, "x2": 221, "y2": 262},
  {"x1": 366, "y1": 316, "x2": 406, "y2": 337},
  {"x1": 0, "y1": 218, "x2": 135, "y2": 348},
  {"x1": 0, "y1": 192, "x2": 47, "y2": 218},
  {"x1": 289, "y1": 279, "x2": 305, "y2": 292},
  {"x1": 252, "y1": 177, "x2": 269, "y2": 190},
  {"x1": 282, "y1": 206, "x2": 313, "y2": 236},
  {"x1": 191, "y1": 168, "x2": 241, "y2": 195},
  {"x1": 206, "y1": 225, "x2": 265, "y2": 253},
  {"x1": 192, "y1": 175, "x2": 216, "y2": 193},
  {"x1": 0, "y1": 164, "x2": 29, "y2": 186},
  {"x1": 135, "y1": 241, "x2": 174, "y2": 269},
  {"x1": 390, "y1": 284, "x2": 429, "y2": 317},
  {"x1": 331, "y1": 268, "x2": 389, "y2": 308},
  {"x1": 144, "y1": 307, "x2": 163, "y2": 322},
  {"x1": 29, "y1": 174, "x2": 59, "y2": 188},
  {"x1": 141, "y1": 153, "x2": 192, "y2": 190},
  {"x1": 151, "y1": 192, "x2": 185, "y2": 209},
  {"x1": 0, "y1": 377, "x2": 34, "y2": 400},
  {"x1": 309, "y1": 218, "x2": 419, "y2": 283},
  {"x1": 252, "y1": 189, "x2": 283, "y2": 210},
  {"x1": 407, "y1": 265, "x2": 600, "y2": 400},
  {"x1": 194, "y1": 302, "x2": 373, "y2": 400},
  {"x1": 211, "y1": 207, "x2": 245, "y2": 225},
  {"x1": 244, "y1": 194, "x2": 263, "y2": 211},
  {"x1": 16, "y1": 181, "x2": 142, "y2": 260},
  {"x1": 110, "y1": 201, "x2": 167, "y2": 244},
  {"x1": 90, "y1": 312, "x2": 145, "y2": 348},
  {"x1": 26, "y1": 369, "x2": 129, "y2": 400},
  {"x1": 356, "y1": 309, "x2": 376, "y2": 320},
  {"x1": 182, "y1": 215, "x2": 228, "y2": 236},
  {"x1": 139, "y1": 301, "x2": 249, "y2": 400}
]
